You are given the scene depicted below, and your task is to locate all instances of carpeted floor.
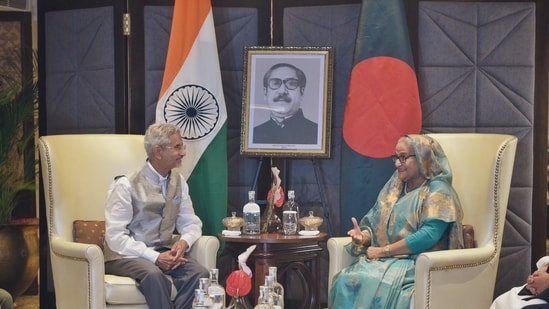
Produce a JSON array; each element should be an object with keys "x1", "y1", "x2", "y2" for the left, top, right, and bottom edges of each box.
[{"x1": 14, "y1": 295, "x2": 39, "y2": 308}]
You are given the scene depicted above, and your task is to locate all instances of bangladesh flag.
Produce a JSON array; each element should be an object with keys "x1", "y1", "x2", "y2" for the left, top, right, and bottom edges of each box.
[{"x1": 340, "y1": 0, "x2": 422, "y2": 234}]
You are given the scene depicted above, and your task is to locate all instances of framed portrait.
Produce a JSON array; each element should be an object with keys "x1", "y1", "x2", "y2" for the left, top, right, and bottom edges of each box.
[{"x1": 240, "y1": 46, "x2": 334, "y2": 158}]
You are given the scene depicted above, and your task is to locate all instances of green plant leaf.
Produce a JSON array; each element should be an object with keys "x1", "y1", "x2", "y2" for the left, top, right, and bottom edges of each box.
[{"x1": 0, "y1": 48, "x2": 38, "y2": 223}]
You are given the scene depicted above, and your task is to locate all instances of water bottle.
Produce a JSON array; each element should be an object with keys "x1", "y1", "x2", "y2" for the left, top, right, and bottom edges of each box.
[
  {"x1": 199, "y1": 278, "x2": 212, "y2": 307},
  {"x1": 192, "y1": 289, "x2": 211, "y2": 308},
  {"x1": 268, "y1": 267, "x2": 284, "y2": 308},
  {"x1": 243, "y1": 191, "x2": 260, "y2": 235},
  {"x1": 207, "y1": 268, "x2": 225, "y2": 309},
  {"x1": 265, "y1": 275, "x2": 282, "y2": 309},
  {"x1": 282, "y1": 190, "x2": 299, "y2": 235},
  {"x1": 254, "y1": 285, "x2": 273, "y2": 309}
]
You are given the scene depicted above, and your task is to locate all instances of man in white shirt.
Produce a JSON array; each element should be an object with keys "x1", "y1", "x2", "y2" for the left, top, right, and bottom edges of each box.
[
  {"x1": 490, "y1": 256, "x2": 549, "y2": 309},
  {"x1": 104, "y1": 123, "x2": 208, "y2": 309}
]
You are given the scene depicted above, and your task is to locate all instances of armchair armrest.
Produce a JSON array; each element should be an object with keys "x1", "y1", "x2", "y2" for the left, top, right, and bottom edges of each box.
[
  {"x1": 50, "y1": 234, "x2": 218, "y2": 309},
  {"x1": 327, "y1": 237, "x2": 355, "y2": 289},
  {"x1": 187, "y1": 235, "x2": 220, "y2": 270},
  {"x1": 414, "y1": 245, "x2": 497, "y2": 309},
  {"x1": 49, "y1": 236, "x2": 106, "y2": 309}
]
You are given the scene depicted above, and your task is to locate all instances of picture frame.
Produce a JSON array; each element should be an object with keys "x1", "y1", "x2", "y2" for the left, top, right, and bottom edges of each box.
[{"x1": 240, "y1": 46, "x2": 334, "y2": 158}]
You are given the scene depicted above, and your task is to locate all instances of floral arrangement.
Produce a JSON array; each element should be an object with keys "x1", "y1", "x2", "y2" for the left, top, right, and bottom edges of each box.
[
  {"x1": 226, "y1": 270, "x2": 252, "y2": 299},
  {"x1": 226, "y1": 245, "x2": 255, "y2": 308},
  {"x1": 261, "y1": 166, "x2": 285, "y2": 233}
]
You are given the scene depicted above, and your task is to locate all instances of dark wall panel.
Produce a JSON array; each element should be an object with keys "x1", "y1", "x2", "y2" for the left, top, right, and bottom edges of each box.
[
  {"x1": 417, "y1": 1, "x2": 536, "y2": 297},
  {"x1": 44, "y1": 7, "x2": 117, "y2": 134}
]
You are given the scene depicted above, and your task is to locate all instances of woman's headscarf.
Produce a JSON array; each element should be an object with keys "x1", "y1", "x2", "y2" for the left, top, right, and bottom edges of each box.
[{"x1": 409, "y1": 134, "x2": 452, "y2": 183}]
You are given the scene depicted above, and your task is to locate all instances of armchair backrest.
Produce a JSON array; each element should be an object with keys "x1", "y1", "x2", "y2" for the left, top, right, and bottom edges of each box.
[
  {"x1": 414, "y1": 133, "x2": 517, "y2": 308},
  {"x1": 426, "y1": 133, "x2": 516, "y2": 251},
  {"x1": 39, "y1": 134, "x2": 146, "y2": 243}
]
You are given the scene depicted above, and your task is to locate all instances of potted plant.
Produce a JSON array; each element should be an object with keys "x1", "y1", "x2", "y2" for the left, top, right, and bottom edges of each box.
[
  {"x1": 0, "y1": 48, "x2": 39, "y2": 297},
  {"x1": 0, "y1": 49, "x2": 37, "y2": 223}
]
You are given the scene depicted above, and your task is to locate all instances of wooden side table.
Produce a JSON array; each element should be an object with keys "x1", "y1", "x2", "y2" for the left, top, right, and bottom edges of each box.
[{"x1": 219, "y1": 232, "x2": 327, "y2": 309}]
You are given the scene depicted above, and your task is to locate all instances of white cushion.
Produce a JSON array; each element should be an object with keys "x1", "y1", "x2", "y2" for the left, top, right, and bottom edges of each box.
[{"x1": 104, "y1": 274, "x2": 176, "y2": 305}]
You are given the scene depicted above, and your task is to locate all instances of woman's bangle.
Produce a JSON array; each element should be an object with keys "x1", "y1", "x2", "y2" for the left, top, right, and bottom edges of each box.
[
  {"x1": 353, "y1": 231, "x2": 370, "y2": 246},
  {"x1": 361, "y1": 231, "x2": 370, "y2": 245},
  {"x1": 384, "y1": 245, "x2": 391, "y2": 257}
]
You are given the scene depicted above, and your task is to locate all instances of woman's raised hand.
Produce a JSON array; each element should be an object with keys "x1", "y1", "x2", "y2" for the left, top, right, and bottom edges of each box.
[{"x1": 348, "y1": 217, "x2": 363, "y2": 244}]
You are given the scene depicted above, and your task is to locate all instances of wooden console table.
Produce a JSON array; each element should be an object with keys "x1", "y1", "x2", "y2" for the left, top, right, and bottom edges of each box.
[{"x1": 219, "y1": 232, "x2": 327, "y2": 309}]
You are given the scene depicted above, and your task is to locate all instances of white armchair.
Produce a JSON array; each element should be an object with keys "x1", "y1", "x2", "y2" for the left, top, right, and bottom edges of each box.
[
  {"x1": 39, "y1": 134, "x2": 220, "y2": 309},
  {"x1": 327, "y1": 133, "x2": 517, "y2": 309}
]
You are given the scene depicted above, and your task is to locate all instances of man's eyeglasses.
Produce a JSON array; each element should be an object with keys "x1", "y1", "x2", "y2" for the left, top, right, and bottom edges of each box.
[
  {"x1": 164, "y1": 144, "x2": 186, "y2": 151},
  {"x1": 268, "y1": 78, "x2": 300, "y2": 90},
  {"x1": 391, "y1": 154, "x2": 416, "y2": 164}
]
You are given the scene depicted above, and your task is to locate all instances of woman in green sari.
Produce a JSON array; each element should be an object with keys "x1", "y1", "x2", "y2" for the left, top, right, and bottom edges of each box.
[{"x1": 329, "y1": 135, "x2": 464, "y2": 309}]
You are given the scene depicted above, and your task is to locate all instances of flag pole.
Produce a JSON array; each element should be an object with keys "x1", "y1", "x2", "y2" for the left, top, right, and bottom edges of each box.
[{"x1": 312, "y1": 158, "x2": 333, "y2": 237}]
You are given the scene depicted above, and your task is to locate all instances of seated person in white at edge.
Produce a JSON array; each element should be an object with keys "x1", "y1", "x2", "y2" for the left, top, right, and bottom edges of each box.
[
  {"x1": 253, "y1": 62, "x2": 318, "y2": 145},
  {"x1": 103, "y1": 123, "x2": 209, "y2": 309},
  {"x1": 0, "y1": 288, "x2": 13, "y2": 309},
  {"x1": 490, "y1": 256, "x2": 549, "y2": 309}
]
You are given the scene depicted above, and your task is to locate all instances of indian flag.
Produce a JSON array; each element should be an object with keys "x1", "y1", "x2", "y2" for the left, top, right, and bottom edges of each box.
[{"x1": 156, "y1": 0, "x2": 227, "y2": 237}]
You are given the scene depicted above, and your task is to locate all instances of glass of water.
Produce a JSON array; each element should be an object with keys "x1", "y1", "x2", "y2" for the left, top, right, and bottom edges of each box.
[{"x1": 282, "y1": 210, "x2": 298, "y2": 235}]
